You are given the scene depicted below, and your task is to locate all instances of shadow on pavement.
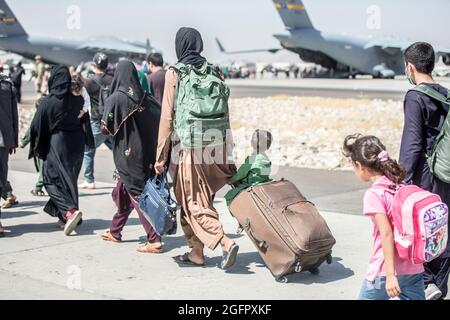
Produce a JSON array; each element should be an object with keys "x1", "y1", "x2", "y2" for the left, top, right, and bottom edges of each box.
[
  {"x1": 74, "y1": 218, "x2": 142, "y2": 236},
  {"x1": 5, "y1": 221, "x2": 66, "y2": 237},
  {"x1": 79, "y1": 192, "x2": 111, "y2": 198},
  {"x1": 0, "y1": 210, "x2": 38, "y2": 219},
  {"x1": 287, "y1": 257, "x2": 354, "y2": 284},
  {"x1": 213, "y1": 253, "x2": 354, "y2": 283},
  {"x1": 4, "y1": 200, "x2": 48, "y2": 210}
]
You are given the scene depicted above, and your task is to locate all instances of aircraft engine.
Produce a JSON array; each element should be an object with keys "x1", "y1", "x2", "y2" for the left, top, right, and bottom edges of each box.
[
  {"x1": 442, "y1": 54, "x2": 450, "y2": 66},
  {"x1": 372, "y1": 63, "x2": 395, "y2": 79}
]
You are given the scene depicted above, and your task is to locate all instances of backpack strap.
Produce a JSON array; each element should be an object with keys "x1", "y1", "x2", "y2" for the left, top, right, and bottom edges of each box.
[
  {"x1": 372, "y1": 181, "x2": 403, "y2": 194},
  {"x1": 411, "y1": 84, "x2": 450, "y2": 163},
  {"x1": 91, "y1": 74, "x2": 109, "y2": 89},
  {"x1": 410, "y1": 84, "x2": 450, "y2": 105}
]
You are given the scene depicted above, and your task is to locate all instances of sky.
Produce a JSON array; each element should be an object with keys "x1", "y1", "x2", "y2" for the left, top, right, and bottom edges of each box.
[{"x1": 7, "y1": 0, "x2": 450, "y2": 64}]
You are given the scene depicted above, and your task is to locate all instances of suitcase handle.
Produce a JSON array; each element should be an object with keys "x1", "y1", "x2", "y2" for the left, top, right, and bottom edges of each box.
[{"x1": 245, "y1": 218, "x2": 269, "y2": 252}]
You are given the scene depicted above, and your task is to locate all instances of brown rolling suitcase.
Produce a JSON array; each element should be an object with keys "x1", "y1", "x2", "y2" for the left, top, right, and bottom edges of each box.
[{"x1": 229, "y1": 179, "x2": 336, "y2": 283}]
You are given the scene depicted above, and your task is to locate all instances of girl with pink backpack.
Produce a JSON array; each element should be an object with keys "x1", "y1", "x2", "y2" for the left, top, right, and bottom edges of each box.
[{"x1": 343, "y1": 134, "x2": 448, "y2": 300}]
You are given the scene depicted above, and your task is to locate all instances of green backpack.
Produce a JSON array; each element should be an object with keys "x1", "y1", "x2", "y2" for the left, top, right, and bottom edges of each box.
[
  {"x1": 171, "y1": 62, "x2": 230, "y2": 148},
  {"x1": 411, "y1": 84, "x2": 450, "y2": 183}
]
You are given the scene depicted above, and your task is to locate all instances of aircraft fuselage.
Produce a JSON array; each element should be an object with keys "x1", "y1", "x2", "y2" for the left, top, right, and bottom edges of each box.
[
  {"x1": 0, "y1": 35, "x2": 141, "y2": 66},
  {"x1": 274, "y1": 28, "x2": 405, "y2": 77}
]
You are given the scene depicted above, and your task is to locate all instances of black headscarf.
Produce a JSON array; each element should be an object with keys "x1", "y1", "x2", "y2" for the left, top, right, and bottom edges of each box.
[
  {"x1": 175, "y1": 27, "x2": 207, "y2": 69},
  {"x1": 102, "y1": 60, "x2": 161, "y2": 197},
  {"x1": 29, "y1": 65, "x2": 92, "y2": 160},
  {"x1": 48, "y1": 65, "x2": 71, "y2": 98},
  {"x1": 109, "y1": 60, "x2": 143, "y2": 104}
]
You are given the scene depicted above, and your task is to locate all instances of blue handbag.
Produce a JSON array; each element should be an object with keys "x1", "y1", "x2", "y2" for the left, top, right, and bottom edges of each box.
[{"x1": 138, "y1": 171, "x2": 178, "y2": 236}]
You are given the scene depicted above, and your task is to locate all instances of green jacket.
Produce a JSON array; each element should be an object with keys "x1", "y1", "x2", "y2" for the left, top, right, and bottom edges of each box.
[
  {"x1": 138, "y1": 71, "x2": 150, "y2": 93},
  {"x1": 225, "y1": 153, "x2": 272, "y2": 207}
]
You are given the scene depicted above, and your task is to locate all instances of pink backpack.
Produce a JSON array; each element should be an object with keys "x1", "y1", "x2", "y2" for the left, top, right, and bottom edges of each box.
[{"x1": 374, "y1": 182, "x2": 449, "y2": 264}]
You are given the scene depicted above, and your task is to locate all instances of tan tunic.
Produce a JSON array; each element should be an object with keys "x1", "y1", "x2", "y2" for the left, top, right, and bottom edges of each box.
[{"x1": 156, "y1": 70, "x2": 236, "y2": 250}]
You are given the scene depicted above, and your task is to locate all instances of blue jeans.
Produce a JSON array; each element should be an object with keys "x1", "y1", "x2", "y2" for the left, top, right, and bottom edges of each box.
[
  {"x1": 359, "y1": 274, "x2": 425, "y2": 300},
  {"x1": 82, "y1": 120, "x2": 113, "y2": 183}
]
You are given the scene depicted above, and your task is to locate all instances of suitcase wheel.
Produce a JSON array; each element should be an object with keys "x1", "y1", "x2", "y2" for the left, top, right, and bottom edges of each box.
[
  {"x1": 326, "y1": 254, "x2": 333, "y2": 265},
  {"x1": 309, "y1": 268, "x2": 320, "y2": 275},
  {"x1": 276, "y1": 276, "x2": 289, "y2": 284}
]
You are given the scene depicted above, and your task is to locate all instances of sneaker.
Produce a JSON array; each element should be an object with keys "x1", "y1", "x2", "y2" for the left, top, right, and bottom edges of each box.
[
  {"x1": 1, "y1": 195, "x2": 18, "y2": 209},
  {"x1": 425, "y1": 283, "x2": 443, "y2": 300},
  {"x1": 64, "y1": 210, "x2": 82, "y2": 236},
  {"x1": 78, "y1": 181, "x2": 96, "y2": 190},
  {"x1": 57, "y1": 219, "x2": 66, "y2": 229}
]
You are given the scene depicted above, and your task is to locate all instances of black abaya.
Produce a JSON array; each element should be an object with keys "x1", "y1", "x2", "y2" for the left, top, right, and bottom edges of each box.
[
  {"x1": 101, "y1": 60, "x2": 161, "y2": 198},
  {"x1": 30, "y1": 66, "x2": 87, "y2": 219}
]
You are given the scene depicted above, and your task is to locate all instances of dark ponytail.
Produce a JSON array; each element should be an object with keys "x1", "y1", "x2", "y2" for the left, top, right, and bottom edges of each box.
[{"x1": 343, "y1": 134, "x2": 406, "y2": 184}]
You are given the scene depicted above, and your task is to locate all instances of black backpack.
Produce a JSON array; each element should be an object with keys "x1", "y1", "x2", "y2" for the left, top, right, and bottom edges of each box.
[{"x1": 92, "y1": 75, "x2": 111, "y2": 119}]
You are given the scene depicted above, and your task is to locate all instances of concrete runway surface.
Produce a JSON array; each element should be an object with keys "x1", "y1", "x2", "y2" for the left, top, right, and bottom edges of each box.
[{"x1": 2, "y1": 77, "x2": 449, "y2": 299}]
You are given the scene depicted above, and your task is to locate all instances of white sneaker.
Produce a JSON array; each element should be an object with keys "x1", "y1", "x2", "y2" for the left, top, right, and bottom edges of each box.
[
  {"x1": 425, "y1": 284, "x2": 443, "y2": 300},
  {"x1": 64, "y1": 210, "x2": 82, "y2": 236},
  {"x1": 78, "y1": 181, "x2": 96, "y2": 190}
]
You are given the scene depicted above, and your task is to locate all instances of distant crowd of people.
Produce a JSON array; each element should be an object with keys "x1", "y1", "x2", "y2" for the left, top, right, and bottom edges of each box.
[{"x1": 0, "y1": 30, "x2": 449, "y2": 300}]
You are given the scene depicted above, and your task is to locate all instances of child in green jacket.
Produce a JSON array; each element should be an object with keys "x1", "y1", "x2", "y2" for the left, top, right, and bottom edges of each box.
[
  {"x1": 226, "y1": 129, "x2": 273, "y2": 205},
  {"x1": 226, "y1": 130, "x2": 273, "y2": 232}
]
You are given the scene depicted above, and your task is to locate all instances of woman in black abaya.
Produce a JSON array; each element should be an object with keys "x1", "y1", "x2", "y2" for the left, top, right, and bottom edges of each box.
[
  {"x1": 30, "y1": 66, "x2": 90, "y2": 236},
  {"x1": 100, "y1": 60, "x2": 163, "y2": 254}
]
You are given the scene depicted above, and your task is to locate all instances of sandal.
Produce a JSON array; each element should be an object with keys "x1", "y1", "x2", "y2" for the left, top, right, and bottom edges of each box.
[
  {"x1": 31, "y1": 189, "x2": 45, "y2": 197},
  {"x1": 136, "y1": 242, "x2": 163, "y2": 254},
  {"x1": 1, "y1": 196, "x2": 18, "y2": 209},
  {"x1": 174, "y1": 253, "x2": 206, "y2": 267},
  {"x1": 220, "y1": 243, "x2": 240, "y2": 270},
  {"x1": 101, "y1": 230, "x2": 121, "y2": 243}
]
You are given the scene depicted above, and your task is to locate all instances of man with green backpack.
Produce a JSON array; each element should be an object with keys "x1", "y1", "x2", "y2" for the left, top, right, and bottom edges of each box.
[
  {"x1": 400, "y1": 42, "x2": 450, "y2": 300},
  {"x1": 155, "y1": 27, "x2": 238, "y2": 270}
]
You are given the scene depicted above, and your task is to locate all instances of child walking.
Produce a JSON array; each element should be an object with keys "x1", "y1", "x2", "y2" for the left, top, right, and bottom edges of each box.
[{"x1": 343, "y1": 134, "x2": 425, "y2": 300}]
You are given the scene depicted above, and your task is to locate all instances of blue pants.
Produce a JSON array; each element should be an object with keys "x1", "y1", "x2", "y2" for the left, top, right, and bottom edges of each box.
[
  {"x1": 359, "y1": 274, "x2": 425, "y2": 300},
  {"x1": 82, "y1": 120, "x2": 112, "y2": 183}
]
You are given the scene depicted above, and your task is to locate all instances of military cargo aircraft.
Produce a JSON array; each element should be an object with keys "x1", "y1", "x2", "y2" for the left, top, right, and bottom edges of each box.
[
  {"x1": 217, "y1": 0, "x2": 450, "y2": 78},
  {"x1": 0, "y1": 0, "x2": 156, "y2": 66}
]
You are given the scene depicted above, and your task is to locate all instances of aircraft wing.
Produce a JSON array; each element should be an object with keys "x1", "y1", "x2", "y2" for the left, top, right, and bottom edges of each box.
[
  {"x1": 216, "y1": 38, "x2": 282, "y2": 55},
  {"x1": 436, "y1": 47, "x2": 450, "y2": 56},
  {"x1": 364, "y1": 39, "x2": 410, "y2": 55},
  {"x1": 77, "y1": 39, "x2": 147, "y2": 56}
]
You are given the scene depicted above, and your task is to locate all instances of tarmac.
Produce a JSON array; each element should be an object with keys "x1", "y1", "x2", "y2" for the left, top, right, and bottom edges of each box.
[
  {"x1": 228, "y1": 76, "x2": 450, "y2": 99},
  {"x1": 2, "y1": 78, "x2": 449, "y2": 300},
  {"x1": 0, "y1": 170, "x2": 368, "y2": 300}
]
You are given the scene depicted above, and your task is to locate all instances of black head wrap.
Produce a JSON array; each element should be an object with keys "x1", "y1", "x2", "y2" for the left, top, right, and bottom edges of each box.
[
  {"x1": 110, "y1": 60, "x2": 143, "y2": 104},
  {"x1": 48, "y1": 65, "x2": 71, "y2": 98},
  {"x1": 175, "y1": 27, "x2": 207, "y2": 69}
]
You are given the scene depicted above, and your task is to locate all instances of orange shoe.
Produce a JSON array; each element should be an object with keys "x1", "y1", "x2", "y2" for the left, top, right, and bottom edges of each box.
[
  {"x1": 101, "y1": 230, "x2": 121, "y2": 243},
  {"x1": 136, "y1": 242, "x2": 163, "y2": 254}
]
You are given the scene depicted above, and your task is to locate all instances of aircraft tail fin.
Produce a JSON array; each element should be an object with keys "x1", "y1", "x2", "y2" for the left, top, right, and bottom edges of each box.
[
  {"x1": 0, "y1": 0, "x2": 27, "y2": 37},
  {"x1": 273, "y1": 0, "x2": 314, "y2": 30},
  {"x1": 215, "y1": 38, "x2": 226, "y2": 53}
]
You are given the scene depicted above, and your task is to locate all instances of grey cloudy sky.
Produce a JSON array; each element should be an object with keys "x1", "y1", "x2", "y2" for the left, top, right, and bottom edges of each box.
[{"x1": 8, "y1": 0, "x2": 450, "y2": 63}]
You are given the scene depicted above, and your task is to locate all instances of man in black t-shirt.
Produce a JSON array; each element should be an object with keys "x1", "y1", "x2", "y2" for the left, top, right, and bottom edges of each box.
[
  {"x1": 400, "y1": 42, "x2": 450, "y2": 300},
  {"x1": 79, "y1": 53, "x2": 114, "y2": 190}
]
